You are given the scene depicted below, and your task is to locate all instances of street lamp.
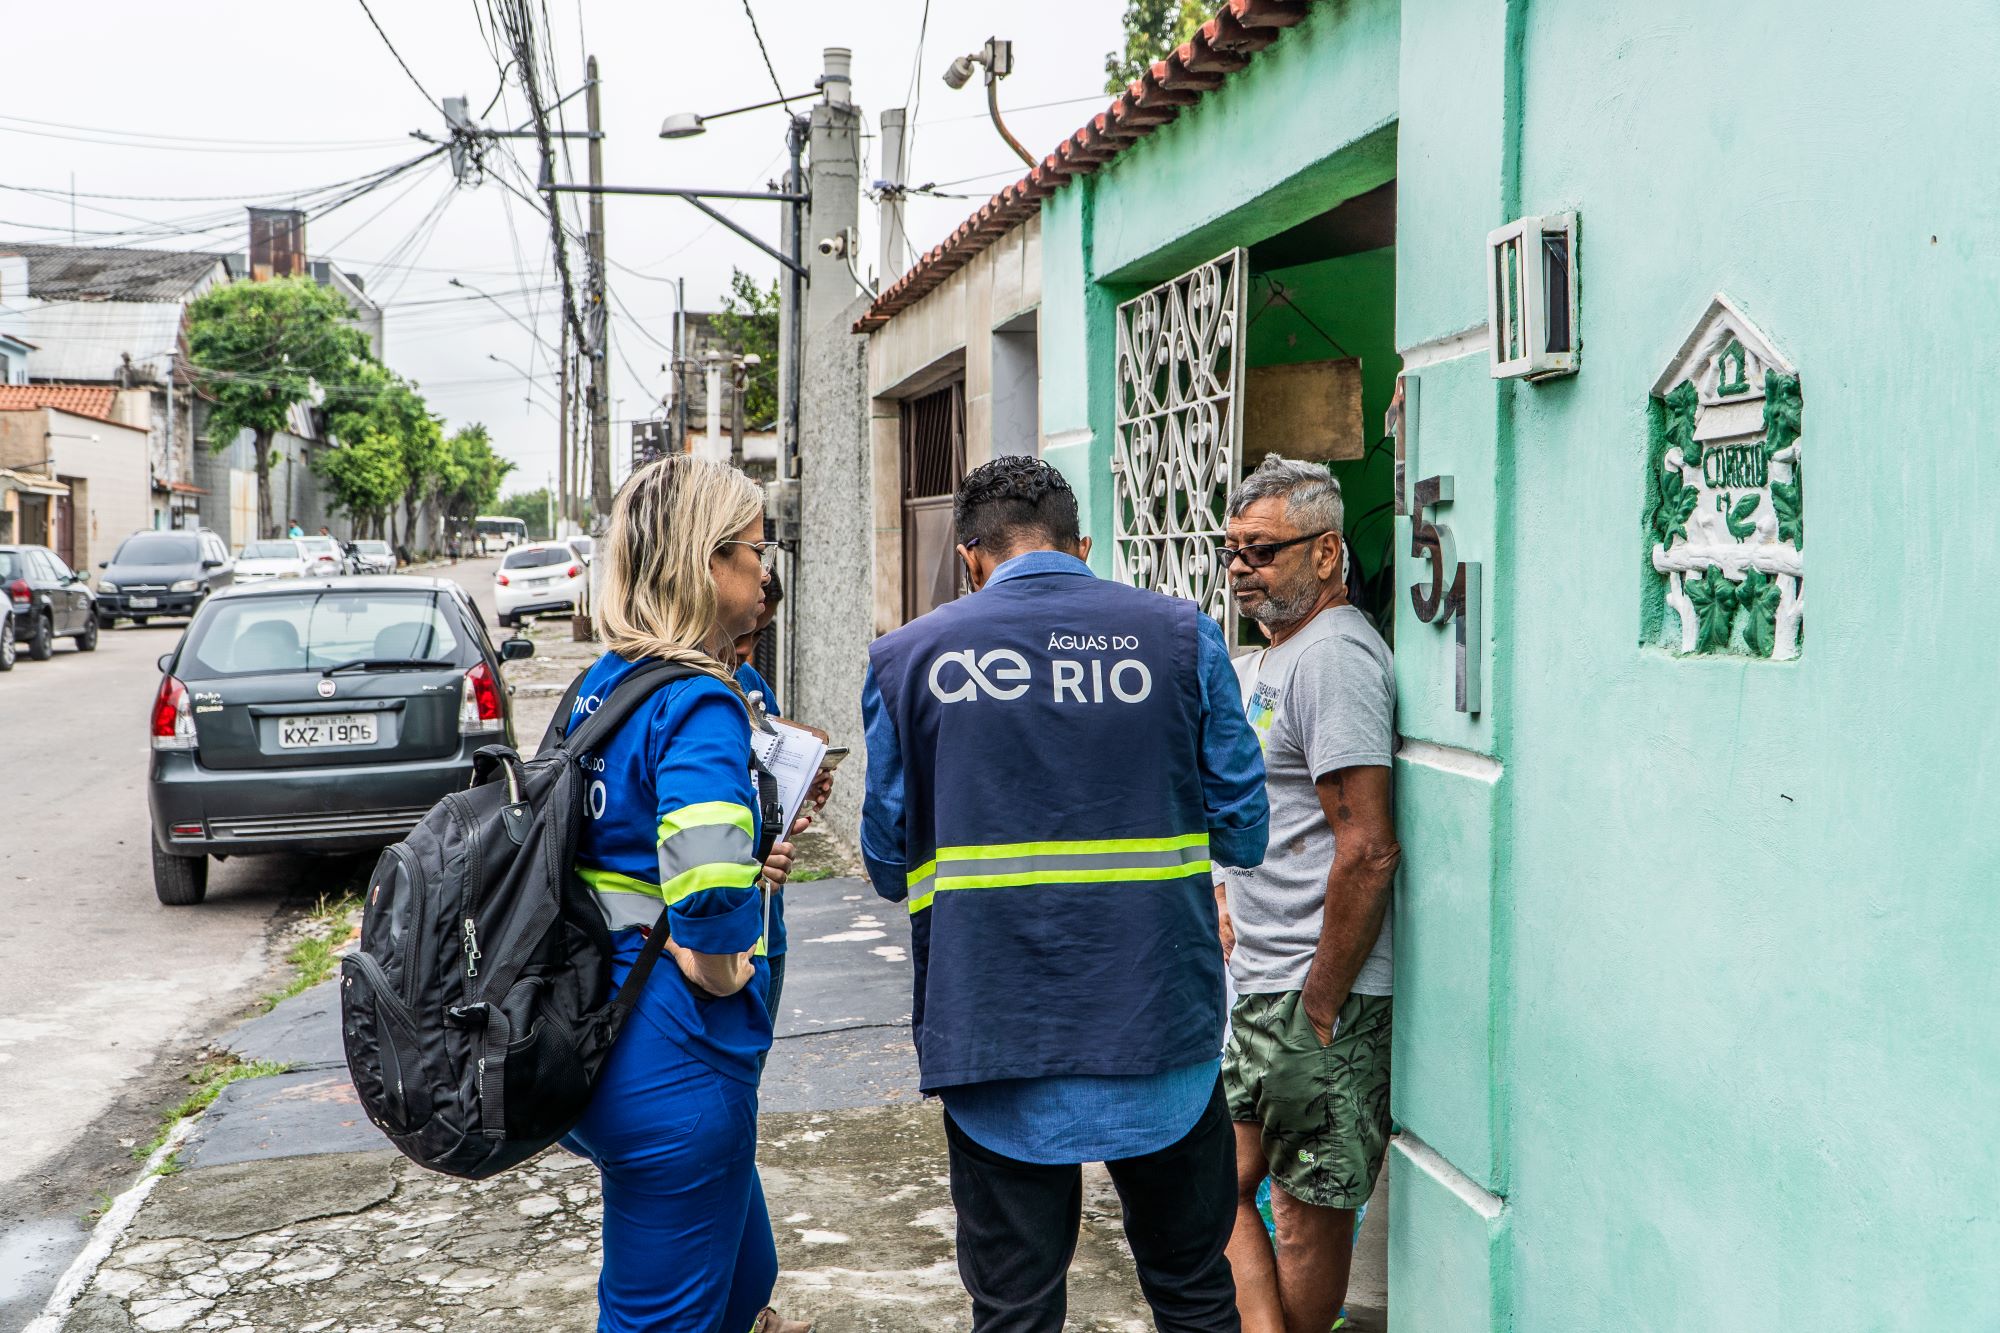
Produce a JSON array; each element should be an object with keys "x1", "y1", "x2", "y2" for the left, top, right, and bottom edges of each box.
[
  {"x1": 657, "y1": 92, "x2": 814, "y2": 141},
  {"x1": 942, "y1": 38, "x2": 1034, "y2": 168},
  {"x1": 646, "y1": 94, "x2": 812, "y2": 485}
]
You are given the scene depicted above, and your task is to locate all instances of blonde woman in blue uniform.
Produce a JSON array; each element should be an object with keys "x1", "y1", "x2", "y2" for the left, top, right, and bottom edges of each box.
[{"x1": 559, "y1": 455, "x2": 809, "y2": 1333}]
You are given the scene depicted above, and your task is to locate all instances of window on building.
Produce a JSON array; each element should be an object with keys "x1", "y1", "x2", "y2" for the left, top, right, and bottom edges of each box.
[{"x1": 901, "y1": 378, "x2": 966, "y2": 621}]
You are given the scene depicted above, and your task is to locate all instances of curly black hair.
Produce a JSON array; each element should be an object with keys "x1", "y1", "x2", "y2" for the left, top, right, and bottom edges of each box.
[{"x1": 953, "y1": 456, "x2": 1080, "y2": 555}]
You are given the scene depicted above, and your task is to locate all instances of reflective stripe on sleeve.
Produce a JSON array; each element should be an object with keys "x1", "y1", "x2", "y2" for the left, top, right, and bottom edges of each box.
[
  {"x1": 657, "y1": 800, "x2": 754, "y2": 841},
  {"x1": 580, "y1": 865, "x2": 768, "y2": 955},
  {"x1": 905, "y1": 833, "x2": 1211, "y2": 913},
  {"x1": 660, "y1": 823, "x2": 756, "y2": 882}
]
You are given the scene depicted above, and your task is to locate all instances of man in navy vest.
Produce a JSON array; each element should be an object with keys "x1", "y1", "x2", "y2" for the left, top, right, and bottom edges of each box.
[{"x1": 861, "y1": 457, "x2": 1270, "y2": 1333}]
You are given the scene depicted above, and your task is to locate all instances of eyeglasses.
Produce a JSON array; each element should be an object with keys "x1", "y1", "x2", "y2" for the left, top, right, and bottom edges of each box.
[
  {"x1": 1216, "y1": 531, "x2": 1330, "y2": 570},
  {"x1": 717, "y1": 539, "x2": 782, "y2": 571}
]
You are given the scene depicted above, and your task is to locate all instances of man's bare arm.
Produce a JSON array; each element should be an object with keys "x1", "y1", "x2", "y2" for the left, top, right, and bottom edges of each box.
[{"x1": 1300, "y1": 766, "x2": 1399, "y2": 1043}]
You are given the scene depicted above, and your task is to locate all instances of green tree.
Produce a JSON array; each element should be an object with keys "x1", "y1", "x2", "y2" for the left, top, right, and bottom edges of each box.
[
  {"x1": 709, "y1": 268, "x2": 779, "y2": 427},
  {"x1": 323, "y1": 363, "x2": 442, "y2": 548},
  {"x1": 497, "y1": 488, "x2": 552, "y2": 542},
  {"x1": 1104, "y1": 0, "x2": 1208, "y2": 93},
  {"x1": 187, "y1": 277, "x2": 370, "y2": 538},
  {"x1": 312, "y1": 428, "x2": 405, "y2": 536},
  {"x1": 433, "y1": 424, "x2": 513, "y2": 537}
]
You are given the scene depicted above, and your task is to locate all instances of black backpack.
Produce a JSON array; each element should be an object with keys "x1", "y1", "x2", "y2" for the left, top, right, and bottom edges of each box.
[{"x1": 340, "y1": 660, "x2": 780, "y2": 1179}]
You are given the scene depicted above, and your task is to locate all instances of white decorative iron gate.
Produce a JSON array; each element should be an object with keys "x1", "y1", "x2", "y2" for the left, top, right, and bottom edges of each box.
[{"x1": 1112, "y1": 248, "x2": 1246, "y2": 634}]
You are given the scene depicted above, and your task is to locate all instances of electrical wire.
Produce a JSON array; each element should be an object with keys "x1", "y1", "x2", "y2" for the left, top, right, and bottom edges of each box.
[
  {"x1": 915, "y1": 93, "x2": 1105, "y2": 127},
  {"x1": 739, "y1": 0, "x2": 790, "y2": 111},
  {"x1": 0, "y1": 111, "x2": 407, "y2": 150},
  {"x1": 354, "y1": 0, "x2": 445, "y2": 114},
  {"x1": 0, "y1": 121, "x2": 408, "y2": 156}
]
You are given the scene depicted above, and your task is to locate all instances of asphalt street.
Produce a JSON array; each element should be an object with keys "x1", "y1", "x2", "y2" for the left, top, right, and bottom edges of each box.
[{"x1": 0, "y1": 556, "x2": 508, "y2": 1329}]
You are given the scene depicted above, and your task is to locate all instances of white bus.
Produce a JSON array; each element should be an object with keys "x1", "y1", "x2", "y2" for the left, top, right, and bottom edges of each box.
[{"x1": 472, "y1": 515, "x2": 529, "y2": 554}]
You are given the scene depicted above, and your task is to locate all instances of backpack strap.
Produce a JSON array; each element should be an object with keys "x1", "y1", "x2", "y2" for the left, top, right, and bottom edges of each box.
[
  {"x1": 556, "y1": 659, "x2": 702, "y2": 756},
  {"x1": 535, "y1": 669, "x2": 593, "y2": 756},
  {"x1": 557, "y1": 660, "x2": 784, "y2": 1018}
]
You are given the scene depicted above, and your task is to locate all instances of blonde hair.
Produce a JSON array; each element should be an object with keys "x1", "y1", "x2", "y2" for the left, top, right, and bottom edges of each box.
[{"x1": 597, "y1": 454, "x2": 764, "y2": 697}]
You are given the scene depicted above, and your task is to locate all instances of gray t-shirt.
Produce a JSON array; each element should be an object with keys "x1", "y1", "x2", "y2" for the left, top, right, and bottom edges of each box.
[{"x1": 1222, "y1": 604, "x2": 1396, "y2": 996}]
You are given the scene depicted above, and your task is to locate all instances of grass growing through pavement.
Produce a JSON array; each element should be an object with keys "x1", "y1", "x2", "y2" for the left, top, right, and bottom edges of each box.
[
  {"x1": 789, "y1": 867, "x2": 837, "y2": 883},
  {"x1": 131, "y1": 1054, "x2": 292, "y2": 1174},
  {"x1": 261, "y1": 890, "x2": 362, "y2": 1011},
  {"x1": 97, "y1": 892, "x2": 358, "y2": 1203}
]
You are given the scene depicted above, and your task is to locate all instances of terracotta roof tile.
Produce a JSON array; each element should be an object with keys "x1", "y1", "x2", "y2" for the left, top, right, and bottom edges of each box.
[
  {"x1": 855, "y1": 0, "x2": 1317, "y2": 333},
  {"x1": 0, "y1": 384, "x2": 121, "y2": 423}
]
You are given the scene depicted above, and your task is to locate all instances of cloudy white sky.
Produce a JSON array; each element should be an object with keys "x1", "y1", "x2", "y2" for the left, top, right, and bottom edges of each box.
[{"x1": 0, "y1": 0, "x2": 1123, "y2": 493}]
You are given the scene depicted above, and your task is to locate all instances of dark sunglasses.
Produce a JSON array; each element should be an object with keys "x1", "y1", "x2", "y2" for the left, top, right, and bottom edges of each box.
[{"x1": 1217, "y1": 530, "x2": 1330, "y2": 570}]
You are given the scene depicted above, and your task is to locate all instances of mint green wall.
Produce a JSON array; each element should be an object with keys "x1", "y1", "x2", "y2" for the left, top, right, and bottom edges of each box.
[
  {"x1": 1034, "y1": 0, "x2": 1401, "y2": 578},
  {"x1": 1244, "y1": 248, "x2": 1400, "y2": 586},
  {"x1": 1041, "y1": 0, "x2": 2000, "y2": 1325},
  {"x1": 1488, "y1": 1, "x2": 2000, "y2": 1327}
]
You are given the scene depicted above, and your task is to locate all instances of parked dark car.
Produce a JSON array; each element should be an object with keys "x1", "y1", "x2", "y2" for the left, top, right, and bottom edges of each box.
[
  {"x1": 98, "y1": 529, "x2": 233, "y2": 625},
  {"x1": 0, "y1": 600, "x2": 14, "y2": 671},
  {"x1": 146, "y1": 575, "x2": 533, "y2": 904},
  {"x1": 2, "y1": 544, "x2": 99, "y2": 659}
]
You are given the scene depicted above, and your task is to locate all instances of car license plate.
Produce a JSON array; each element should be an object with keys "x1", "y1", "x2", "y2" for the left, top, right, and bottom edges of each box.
[
  {"x1": 128, "y1": 596, "x2": 158, "y2": 608},
  {"x1": 278, "y1": 713, "x2": 378, "y2": 749}
]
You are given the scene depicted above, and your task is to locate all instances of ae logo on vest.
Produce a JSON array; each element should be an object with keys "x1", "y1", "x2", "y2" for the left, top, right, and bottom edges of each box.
[{"x1": 926, "y1": 648, "x2": 1154, "y2": 704}]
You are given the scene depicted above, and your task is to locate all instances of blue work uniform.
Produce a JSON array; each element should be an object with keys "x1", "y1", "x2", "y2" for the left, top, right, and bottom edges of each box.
[
  {"x1": 861, "y1": 550, "x2": 1268, "y2": 1164},
  {"x1": 559, "y1": 651, "x2": 775, "y2": 1333}
]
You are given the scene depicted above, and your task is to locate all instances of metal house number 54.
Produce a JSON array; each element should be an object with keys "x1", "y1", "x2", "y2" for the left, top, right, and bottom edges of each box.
[{"x1": 1389, "y1": 375, "x2": 1483, "y2": 715}]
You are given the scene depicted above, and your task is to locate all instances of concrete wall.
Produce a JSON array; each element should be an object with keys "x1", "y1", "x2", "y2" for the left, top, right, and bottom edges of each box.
[
  {"x1": 792, "y1": 293, "x2": 876, "y2": 844},
  {"x1": 1031, "y1": 0, "x2": 2000, "y2": 1325},
  {"x1": 865, "y1": 216, "x2": 1043, "y2": 637}
]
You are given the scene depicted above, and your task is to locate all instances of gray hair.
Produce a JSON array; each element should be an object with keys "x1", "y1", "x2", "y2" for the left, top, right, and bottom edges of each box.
[{"x1": 1226, "y1": 453, "x2": 1344, "y2": 535}]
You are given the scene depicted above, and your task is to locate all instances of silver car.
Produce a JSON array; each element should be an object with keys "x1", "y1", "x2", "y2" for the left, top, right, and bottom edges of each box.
[{"x1": 351, "y1": 540, "x2": 398, "y2": 575}]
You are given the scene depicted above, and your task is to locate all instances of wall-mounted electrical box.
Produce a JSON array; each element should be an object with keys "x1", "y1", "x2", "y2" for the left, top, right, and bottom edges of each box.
[{"x1": 1487, "y1": 212, "x2": 1578, "y2": 381}]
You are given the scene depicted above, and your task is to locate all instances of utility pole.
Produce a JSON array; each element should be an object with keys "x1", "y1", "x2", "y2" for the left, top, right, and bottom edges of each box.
[
  {"x1": 730, "y1": 360, "x2": 746, "y2": 471},
  {"x1": 877, "y1": 107, "x2": 909, "y2": 286},
  {"x1": 670, "y1": 276, "x2": 686, "y2": 457},
  {"x1": 586, "y1": 55, "x2": 612, "y2": 526},
  {"x1": 556, "y1": 318, "x2": 570, "y2": 536}
]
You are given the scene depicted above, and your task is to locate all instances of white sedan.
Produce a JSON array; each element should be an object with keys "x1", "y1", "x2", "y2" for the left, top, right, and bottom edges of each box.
[
  {"x1": 296, "y1": 536, "x2": 347, "y2": 577},
  {"x1": 233, "y1": 539, "x2": 311, "y2": 582},
  {"x1": 494, "y1": 541, "x2": 587, "y2": 626}
]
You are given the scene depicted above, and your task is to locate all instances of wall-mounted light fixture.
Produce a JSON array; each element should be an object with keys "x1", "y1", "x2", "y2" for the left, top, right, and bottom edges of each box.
[{"x1": 1487, "y1": 211, "x2": 1578, "y2": 381}]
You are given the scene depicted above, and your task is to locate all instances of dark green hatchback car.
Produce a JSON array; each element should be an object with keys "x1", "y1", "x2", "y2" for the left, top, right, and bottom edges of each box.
[{"x1": 146, "y1": 575, "x2": 532, "y2": 904}]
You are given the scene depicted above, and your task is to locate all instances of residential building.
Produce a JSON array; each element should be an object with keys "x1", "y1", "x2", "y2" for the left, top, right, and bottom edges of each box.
[
  {"x1": 0, "y1": 210, "x2": 392, "y2": 550},
  {"x1": 806, "y1": 0, "x2": 2000, "y2": 1326},
  {"x1": 0, "y1": 243, "x2": 226, "y2": 532},
  {"x1": 0, "y1": 332, "x2": 30, "y2": 385},
  {"x1": 0, "y1": 392, "x2": 150, "y2": 569}
]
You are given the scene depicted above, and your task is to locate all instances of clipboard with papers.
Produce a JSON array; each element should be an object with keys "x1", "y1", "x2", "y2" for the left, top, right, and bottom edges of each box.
[
  {"x1": 749, "y1": 716, "x2": 830, "y2": 838},
  {"x1": 749, "y1": 716, "x2": 831, "y2": 949}
]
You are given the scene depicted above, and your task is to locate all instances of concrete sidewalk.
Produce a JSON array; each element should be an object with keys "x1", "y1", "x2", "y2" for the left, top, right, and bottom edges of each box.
[
  {"x1": 36, "y1": 618, "x2": 1387, "y2": 1330},
  {"x1": 43, "y1": 880, "x2": 1394, "y2": 1333}
]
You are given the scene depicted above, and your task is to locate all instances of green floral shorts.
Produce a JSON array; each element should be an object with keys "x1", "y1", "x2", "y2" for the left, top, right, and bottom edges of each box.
[{"x1": 1222, "y1": 989, "x2": 1393, "y2": 1210}]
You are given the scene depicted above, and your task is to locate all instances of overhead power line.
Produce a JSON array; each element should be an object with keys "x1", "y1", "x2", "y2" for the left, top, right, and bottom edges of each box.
[
  {"x1": 739, "y1": 0, "x2": 790, "y2": 109},
  {"x1": 0, "y1": 112, "x2": 407, "y2": 151},
  {"x1": 354, "y1": 0, "x2": 446, "y2": 114}
]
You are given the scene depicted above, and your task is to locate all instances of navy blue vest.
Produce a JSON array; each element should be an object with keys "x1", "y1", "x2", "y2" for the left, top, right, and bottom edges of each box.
[{"x1": 869, "y1": 563, "x2": 1225, "y2": 1090}]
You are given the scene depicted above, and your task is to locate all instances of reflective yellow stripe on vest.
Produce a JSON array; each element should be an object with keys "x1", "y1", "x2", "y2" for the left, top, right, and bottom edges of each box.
[{"x1": 904, "y1": 832, "x2": 1211, "y2": 914}]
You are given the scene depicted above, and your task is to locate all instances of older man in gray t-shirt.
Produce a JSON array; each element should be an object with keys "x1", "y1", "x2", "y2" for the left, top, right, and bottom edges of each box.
[{"x1": 1216, "y1": 455, "x2": 1400, "y2": 1333}]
